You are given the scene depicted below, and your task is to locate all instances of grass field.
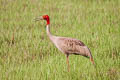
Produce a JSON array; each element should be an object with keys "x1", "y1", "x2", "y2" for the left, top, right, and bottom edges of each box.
[{"x1": 0, "y1": 0, "x2": 120, "y2": 80}]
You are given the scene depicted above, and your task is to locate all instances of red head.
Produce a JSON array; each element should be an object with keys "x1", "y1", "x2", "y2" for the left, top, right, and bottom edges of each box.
[
  {"x1": 35, "y1": 15, "x2": 50, "y2": 25},
  {"x1": 42, "y1": 15, "x2": 50, "y2": 25}
]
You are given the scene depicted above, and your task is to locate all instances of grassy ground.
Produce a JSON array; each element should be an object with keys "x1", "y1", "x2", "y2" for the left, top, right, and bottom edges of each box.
[{"x1": 0, "y1": 0, "x2": 120, "y2": 80}]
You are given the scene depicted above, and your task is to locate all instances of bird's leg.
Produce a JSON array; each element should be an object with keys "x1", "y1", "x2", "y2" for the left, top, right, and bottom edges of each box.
[{"x1": 66, "y1": 54, "x2": 70, "y2": 72}]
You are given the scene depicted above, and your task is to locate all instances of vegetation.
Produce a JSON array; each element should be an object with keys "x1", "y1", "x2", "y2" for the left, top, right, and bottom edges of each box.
[{"x1": 0, "y1": 0, "x2": 120, "y2": 80}]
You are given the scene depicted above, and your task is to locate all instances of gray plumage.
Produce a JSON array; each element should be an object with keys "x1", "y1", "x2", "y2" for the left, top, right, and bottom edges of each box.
[
  {"x1": 46, "y1": 25, "x2": 94, "y2": 72},
  {"x1": 35, "y1": 15, "x2": 94, "y2": 72},
  {"x1": 46, "y1": 25, "x2": 92, "y2": 57}
]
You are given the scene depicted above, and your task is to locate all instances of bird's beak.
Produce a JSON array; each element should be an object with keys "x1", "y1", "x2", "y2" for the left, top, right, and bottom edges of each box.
[{"x1": 34, "y1": 16, "x2": 43, "y2": 22}]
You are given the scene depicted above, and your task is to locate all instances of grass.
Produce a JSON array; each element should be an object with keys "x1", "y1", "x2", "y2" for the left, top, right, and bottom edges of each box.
[{"x1": 0, "y1": 0, "x2": 120, "y2": 80}]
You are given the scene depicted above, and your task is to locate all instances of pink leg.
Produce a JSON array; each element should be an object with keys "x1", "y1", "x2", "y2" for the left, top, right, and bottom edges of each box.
[{"x1": 66, "y1": 54, "x2": 70, "y2": 72}]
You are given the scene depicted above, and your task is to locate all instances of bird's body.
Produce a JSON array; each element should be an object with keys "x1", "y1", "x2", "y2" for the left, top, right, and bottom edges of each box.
[
  {"x1": 51, "y1": 36, "x2": 88, "y2": 56},
  {"x1": 35, "y1": 15, "x2": 94, "y2": 71}
]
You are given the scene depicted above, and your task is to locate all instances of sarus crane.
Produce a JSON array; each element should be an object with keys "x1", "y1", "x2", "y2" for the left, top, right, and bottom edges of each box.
[{"x1": 35, "y1": 15, "x2": 94, "y2": 72}]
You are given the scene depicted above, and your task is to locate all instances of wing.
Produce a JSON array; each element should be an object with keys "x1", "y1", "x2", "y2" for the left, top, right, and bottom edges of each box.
[{"x1": 56, "y1": 37, "x2": 89, "y2": 56}]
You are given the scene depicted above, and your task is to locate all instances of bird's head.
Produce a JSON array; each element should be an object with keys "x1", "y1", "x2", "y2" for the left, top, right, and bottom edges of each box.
[{"x1": 35, "y1": 15, "x2": 50, "y2": 25}]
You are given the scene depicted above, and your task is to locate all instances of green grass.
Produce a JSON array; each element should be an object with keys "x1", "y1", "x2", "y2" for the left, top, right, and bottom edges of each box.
[{"x1": 0, "y1": 0, "x2": 120, "y2": 80}]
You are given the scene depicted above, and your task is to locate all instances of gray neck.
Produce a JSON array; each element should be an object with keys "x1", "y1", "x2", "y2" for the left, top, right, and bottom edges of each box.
[{"x1": 46, "y1": 25, "x2": 54, "y2": 41}]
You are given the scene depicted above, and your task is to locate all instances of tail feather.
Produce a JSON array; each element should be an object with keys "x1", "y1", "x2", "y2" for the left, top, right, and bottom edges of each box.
[
  {"x1": 90, "y1": 57, "x2": 95, "y2": 64},
  {"x1": 85, "y1": 47, "x2": 95, "y2": 65}
]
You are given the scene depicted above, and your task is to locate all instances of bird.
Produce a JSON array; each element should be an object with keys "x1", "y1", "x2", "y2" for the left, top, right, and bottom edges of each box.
[{"x1": 35, "y1": 15, "x2": 94, "y2": 72}]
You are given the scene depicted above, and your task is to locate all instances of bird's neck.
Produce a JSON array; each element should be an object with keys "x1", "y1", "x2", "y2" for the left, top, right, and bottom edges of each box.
[{"x1": 46, "y1": 25, "x2": 54, "y2": 41}]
